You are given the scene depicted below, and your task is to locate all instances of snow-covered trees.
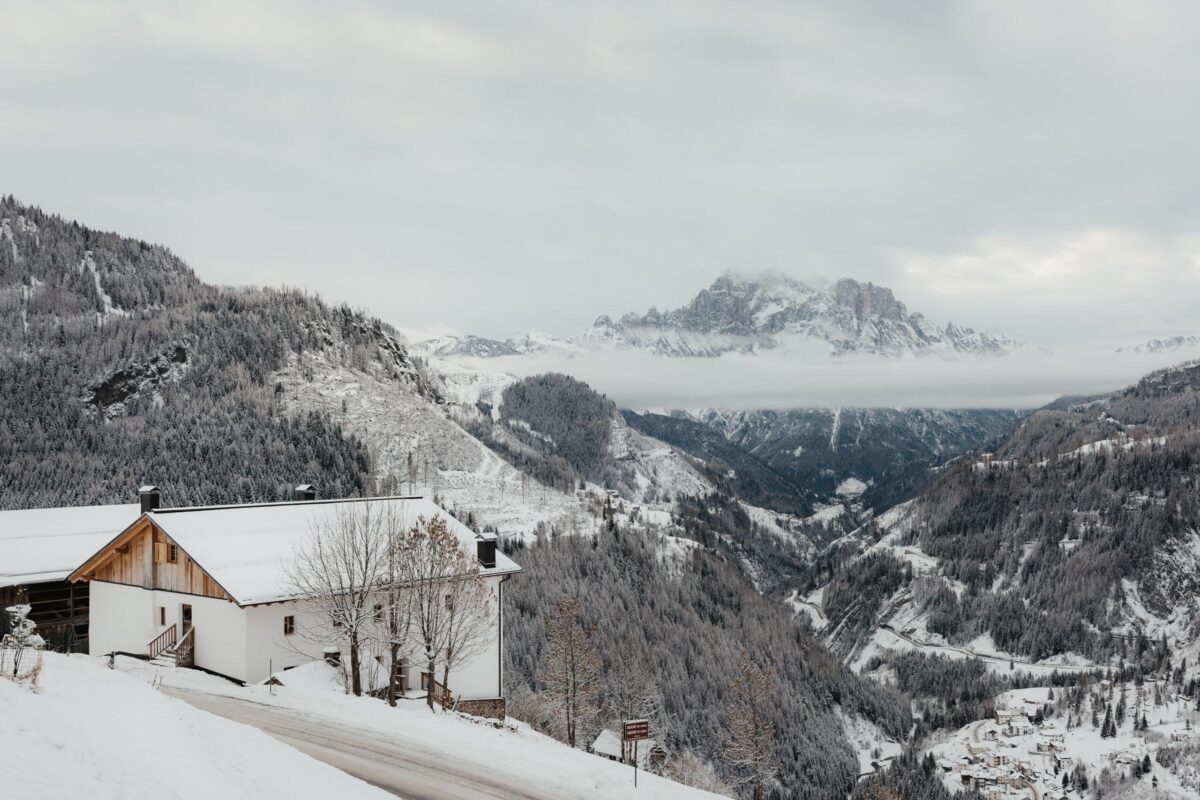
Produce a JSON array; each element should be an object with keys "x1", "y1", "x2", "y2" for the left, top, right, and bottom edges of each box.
[
  {"x1": 1, "y1": 604, "x2": 44, "y2": 683},
  {"x1": 602, "y1": 642, "x2": 664, "y2": 762},
  {"x1": 539, "y1": 596, "x2": 602, "y2": 748},
  {"x1": 723, "y1": 653, "x2": 777, "y2": 800}
]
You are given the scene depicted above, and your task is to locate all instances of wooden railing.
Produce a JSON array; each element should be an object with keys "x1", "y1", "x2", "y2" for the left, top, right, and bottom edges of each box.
[
  {"x1": 175, "y1": 626, "x2": 195, "y2": 667},
  {"x1": 424, "y1": 673, "x2": 454, "y2": 708},
  {"x1": 147, "y1": 623, "x2": 177, "y2": 660}
]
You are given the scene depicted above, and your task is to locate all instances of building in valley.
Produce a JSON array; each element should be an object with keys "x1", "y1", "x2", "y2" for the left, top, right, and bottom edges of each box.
[{"x1": 67, "y1": 489, "x2": 520, "y2": 716}]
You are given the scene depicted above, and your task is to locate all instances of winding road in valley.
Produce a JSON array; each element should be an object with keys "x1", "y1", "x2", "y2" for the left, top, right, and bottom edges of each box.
[
  {"x1": 878, "y1": 625, "x2": 1098, "y2": 674},
  {"x1": 163, "y1": 687, "x2": 545, "y2": 800}
]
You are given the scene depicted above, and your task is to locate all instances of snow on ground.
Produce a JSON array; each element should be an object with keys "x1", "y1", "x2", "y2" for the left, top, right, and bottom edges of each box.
[
  {"x1": 837, "y1": 709, "x2": 905, "y2": 777},
  {"x1": 787, "y1": 587, "x2": 828, "y2": 630},
  {"x1": 274, "y1": 350, "x2": 592, "y2": 540},
  {"x1": 0, "y1": 653, "x2": 391, "y2": 800},
  {"x1": 742, "y1": 503, "x2": 814, "y2": 551},
  {"x1": 836, "y1": 477, "x2": 869, "y2": 497},
  {"x1": 114, "y1": 659, "x2": 724, "y2": 800},
  {"x1": 1062, "y1": 432, "x2": 1169, "y2": 459},
  {"x1": 926, "y1": 685, "x2": 1200, "y2": 799}
]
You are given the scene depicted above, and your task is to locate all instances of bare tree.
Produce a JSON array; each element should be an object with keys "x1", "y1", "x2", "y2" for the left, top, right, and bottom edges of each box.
[
  {"x1": 663, "y1": 752, "x2": 735, "y2": 797},
  {"x1": 723, "y1": 653, "x2": 777, "y2": 800},
  {"x1": 367, "y1": 517, "x2": 417, "y2": 707},
  {"x1": 400, "y1": 515, "x2": 467, "y2": 711},
  {"x1": 603, "y1": 642, "x2": 664, "y2": 763},
  {"x1": 438, "y1": 556, "x2": 495, "y2": 711},
  {"x1": 284, "y1": 503, "x2": 395, "y2": 696},
  {"x1": 539, "y1": 596, "x2": 601, "y2": 748}
]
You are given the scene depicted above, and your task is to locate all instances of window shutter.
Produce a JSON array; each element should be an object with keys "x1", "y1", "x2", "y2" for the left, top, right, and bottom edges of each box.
[{"x1": 153, "y1": 542, "x2": 169, "y2": 563}]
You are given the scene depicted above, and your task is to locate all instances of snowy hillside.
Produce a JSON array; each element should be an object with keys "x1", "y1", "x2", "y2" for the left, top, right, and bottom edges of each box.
[
  {"x1": 0, "y1": 653, "x2": 392, "y2": 800},
  {"x1": 109, "y1": 657, "x2": 726, "y2": 800}
]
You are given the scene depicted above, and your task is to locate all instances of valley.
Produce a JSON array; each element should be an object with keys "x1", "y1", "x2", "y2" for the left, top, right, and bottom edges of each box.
[{"x1": 2, "y1": 196, "x2": 1198, "y2": 800}]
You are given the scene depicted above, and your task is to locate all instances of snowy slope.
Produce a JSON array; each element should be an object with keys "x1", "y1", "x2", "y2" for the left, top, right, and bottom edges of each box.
[
  {"x1": 115, "y1": 659, "x2": 727, "y2": 800},
  {"x1": 0, "y1": 653, "x2": 392, "y2": 800}
]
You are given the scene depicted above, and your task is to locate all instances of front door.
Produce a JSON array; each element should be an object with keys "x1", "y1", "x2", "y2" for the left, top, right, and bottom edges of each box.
[{"x1": 180, "y1": 604, "x2": 192, "y2": 635}]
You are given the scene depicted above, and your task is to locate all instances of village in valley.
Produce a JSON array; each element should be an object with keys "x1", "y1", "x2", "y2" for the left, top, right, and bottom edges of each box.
[{"x1": 927, "y1": 682, "x2": 1200, "y2": 798}]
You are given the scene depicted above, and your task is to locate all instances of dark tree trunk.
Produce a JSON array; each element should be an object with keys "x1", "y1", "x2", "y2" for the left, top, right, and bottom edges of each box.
[{"x1": 349, "y1": 632, "x2": 362, "y2": 696}]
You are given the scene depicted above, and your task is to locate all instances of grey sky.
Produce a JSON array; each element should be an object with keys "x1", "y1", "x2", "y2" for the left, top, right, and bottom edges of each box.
[{"x1": 3, "y1": 1, "x2": 1199, "y2": 348}]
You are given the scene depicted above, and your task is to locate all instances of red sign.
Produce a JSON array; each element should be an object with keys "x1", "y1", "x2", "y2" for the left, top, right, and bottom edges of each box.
[{"x1": 622, "y1": 719, "x2": 650, "y2": 742}]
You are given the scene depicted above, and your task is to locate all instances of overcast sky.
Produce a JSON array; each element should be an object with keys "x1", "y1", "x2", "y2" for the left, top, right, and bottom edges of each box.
[{"x1": 4, "y1": 1, "x2": 1199, "y2": 352}]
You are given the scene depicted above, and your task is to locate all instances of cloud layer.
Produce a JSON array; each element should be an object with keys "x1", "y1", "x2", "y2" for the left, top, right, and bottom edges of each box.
[
  {"x1": 2, "y1": 2, "x2": 1199, "y2": 346},
  {"x1": 476, "y1": 344, "x2": 1200, "y2": 411}
]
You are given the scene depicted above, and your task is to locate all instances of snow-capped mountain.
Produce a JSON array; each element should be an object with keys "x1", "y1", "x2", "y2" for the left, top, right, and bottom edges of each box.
[
  {"x1": 1118, "y1": 335, "x2": 1200, "y2": 354},
  {"x1": 417, "y1": 270, "x2": 1015, "y2": 360}
]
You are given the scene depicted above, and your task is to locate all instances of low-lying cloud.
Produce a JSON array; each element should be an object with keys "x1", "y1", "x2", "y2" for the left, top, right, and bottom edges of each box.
[{"x1": 471, "y1": 345, "x2": 1200, "y2": 411}]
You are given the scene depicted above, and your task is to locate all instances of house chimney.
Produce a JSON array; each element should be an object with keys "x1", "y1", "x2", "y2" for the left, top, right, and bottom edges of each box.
[
  {"x1": 476, "y1": 533, "x2": 497, "y2": 569},
  {"x1": 294, "y1": 483, "x2": 317, "y2": 501},
  {"x1": 139, "y1": 485, "x2": 161, "y2": 513}
]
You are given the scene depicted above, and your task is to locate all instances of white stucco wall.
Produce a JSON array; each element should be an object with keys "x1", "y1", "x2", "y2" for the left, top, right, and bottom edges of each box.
[
  {"x1": 243, "y1": 601, "x2": 329, "y2": 684},
  {"x1": 179, "y1": 592, "x2": 247, "y2": 681},
  {"x1": 88, "y1": 573, "x2": 511, "y2": 695},
  {"x1": 436, "y1": 574, "x2": 505, "y2": 702},
  {"x1": 87, "y1": 581, "x2": 249, "y2": 682},
  {"x1": 88, "y1": 581, "x2": 158, "y2": 658}
]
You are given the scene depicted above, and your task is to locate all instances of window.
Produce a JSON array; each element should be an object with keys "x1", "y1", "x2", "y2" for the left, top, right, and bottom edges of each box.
[
  {"x1": 159, "y1": 606, "x2": 166, "y2": 626},
  {"x1": 373, "y1": 603, "x2": 384, "y2": 621},
  {"x1": 283, "y1": 615, "x2": 295, "y2": 636},
  {"x1": 444, "y1": 593, "x2": 453, "y2": 611},
  {"x1": 153, "y1": 541, "x2": 179, "y2": 563}
]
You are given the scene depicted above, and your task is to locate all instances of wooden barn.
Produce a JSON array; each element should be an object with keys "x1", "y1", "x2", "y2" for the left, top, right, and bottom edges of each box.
[{"x1": 0, "y1": 498, "x2": 143, "y2": 650}]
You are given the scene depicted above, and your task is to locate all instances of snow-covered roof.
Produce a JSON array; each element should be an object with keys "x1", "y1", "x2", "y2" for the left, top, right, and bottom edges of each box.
[
  {"x1": 0, "y1": 504, "x2": 141, "y2": 588},
  {"x1": 147, "y1": 496, "x2": 520, "y2": 606}
]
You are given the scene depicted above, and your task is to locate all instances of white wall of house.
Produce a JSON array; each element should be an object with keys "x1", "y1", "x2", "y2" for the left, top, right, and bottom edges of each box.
[
  {"x1": 243, "y1": 601, "x2": 329, "y2": 684},
  {"x1": 180, "y1": 592, "x2": 248, "y2": 682},
  {"x1": 88, "y1": 575, "x2": 510, "y2": 696},
  {"x1": 88, "y1": 581, "x2": 158, "y2": 657},
  {"x1": 435, "y1": 574, "x2": 505, "y2": 702},
  {"x1": 88, "y1": 581, "x2": 249, "y2": 682}
]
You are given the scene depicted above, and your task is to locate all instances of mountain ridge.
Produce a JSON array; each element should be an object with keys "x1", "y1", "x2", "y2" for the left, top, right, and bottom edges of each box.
[{"x1": 418, "y1": 269, "x2": 1016, "y2": 360}]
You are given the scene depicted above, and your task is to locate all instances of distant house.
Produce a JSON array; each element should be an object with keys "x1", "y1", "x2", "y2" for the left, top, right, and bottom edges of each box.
[
  {"x1": 67, "y1": 491, "x2": 520, "y2": 716},
  {"x1": 0, "y1": 500, "x2": 141, "y2": 650},
  {"x1": 590, "y1": 729, "x2": 665, "y2": 771}
]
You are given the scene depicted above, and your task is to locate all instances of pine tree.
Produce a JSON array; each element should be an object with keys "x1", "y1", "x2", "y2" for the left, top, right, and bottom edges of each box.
[{"x1": 1101, "y1": 707, "x2": 1116, "y2": 738}]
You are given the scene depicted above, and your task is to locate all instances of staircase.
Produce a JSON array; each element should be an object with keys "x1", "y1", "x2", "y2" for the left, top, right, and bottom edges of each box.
[
  {"x1": 145, "y1": 624, "x2": 195, "y2": 669},
  {"x1": 149, "y1": 644, "x2": 179, "y2": 668}
]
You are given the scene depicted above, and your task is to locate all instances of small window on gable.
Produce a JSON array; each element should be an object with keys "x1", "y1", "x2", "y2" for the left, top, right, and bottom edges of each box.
[
  {"x1": 283, "y1": 615, "x2": 295, "y2": 636},
  {"x1": 159, "y1": 606, "x2": 166, "y2": 626},
  {"x1": 154, "y1": 541, "x2": 179, "y2": 564}
]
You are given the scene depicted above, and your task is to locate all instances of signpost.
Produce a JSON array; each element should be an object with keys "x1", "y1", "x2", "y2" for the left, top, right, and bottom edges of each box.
[{"x1": 622, "y1": 719, "x2": 650, "y2": 788}]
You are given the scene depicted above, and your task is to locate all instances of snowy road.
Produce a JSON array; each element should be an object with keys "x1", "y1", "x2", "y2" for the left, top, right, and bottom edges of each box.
[{"x1": 163, "y1": 687, "x2": 545, "y2": 800}]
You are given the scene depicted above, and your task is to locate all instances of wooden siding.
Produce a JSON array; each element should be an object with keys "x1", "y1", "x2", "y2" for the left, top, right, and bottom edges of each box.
[{"x1": 77, "y1": 518, "x2": 231, "y2": 601}]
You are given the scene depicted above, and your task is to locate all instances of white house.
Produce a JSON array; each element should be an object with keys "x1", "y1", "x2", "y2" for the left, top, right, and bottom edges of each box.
[{"x1": 68, "y1": 492, "x2": 520, "y2": 716}]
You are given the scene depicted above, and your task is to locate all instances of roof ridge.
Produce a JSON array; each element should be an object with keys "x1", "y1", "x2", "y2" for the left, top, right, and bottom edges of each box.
[{"x1": 150, "y1": 495, "x2": 428, "y2": 514}]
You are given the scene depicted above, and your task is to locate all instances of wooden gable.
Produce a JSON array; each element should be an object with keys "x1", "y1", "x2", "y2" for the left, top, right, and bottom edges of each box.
[{"x1": 69, "y1": 516, "x2": 232, "y2": 602}]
